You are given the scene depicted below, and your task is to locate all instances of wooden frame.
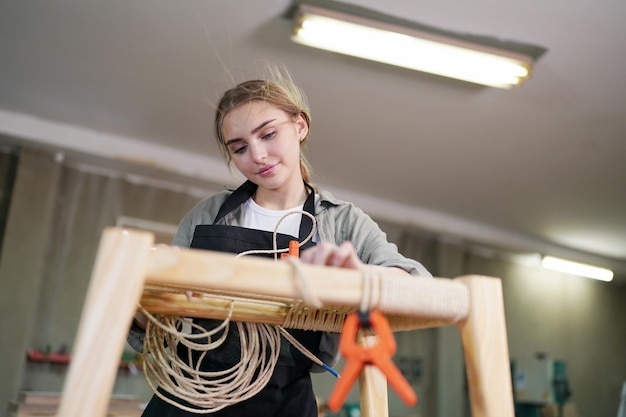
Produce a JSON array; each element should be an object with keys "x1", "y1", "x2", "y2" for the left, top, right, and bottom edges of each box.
[{"x1": 56, "y1": 227, "x2": 514, "y2": 417}]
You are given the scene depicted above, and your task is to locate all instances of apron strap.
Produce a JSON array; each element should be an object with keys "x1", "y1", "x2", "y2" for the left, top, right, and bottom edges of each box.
[
  {"x1": 298, "y1": 182, "x2": 316, "y2": 243},
  {"x1": 213, "y1": 180, "x2": 258, "y2": 224},
  {"x1": 214, "y1": 180, "x2": 316, "y2": 244}
]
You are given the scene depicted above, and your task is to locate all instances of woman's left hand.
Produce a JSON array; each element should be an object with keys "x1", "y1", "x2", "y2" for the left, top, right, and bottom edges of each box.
[{"x1": 299, "y1": 241, "x2": 362, "y2": 269}]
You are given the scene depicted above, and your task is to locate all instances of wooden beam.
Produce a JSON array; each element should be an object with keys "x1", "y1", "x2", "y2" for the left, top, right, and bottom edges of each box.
[
  {"x1": 145, "y1": 244, "x2": 470, "y2": 325},
  {"x1": 56, "y1": 229, "x2": 154, "y2": 417},
  {"x1": 458, "y1": 276, "x2": 515, "y2": 417}
]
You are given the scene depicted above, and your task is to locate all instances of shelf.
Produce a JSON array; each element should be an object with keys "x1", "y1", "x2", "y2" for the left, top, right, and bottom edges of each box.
[
  {"x1": 26, "y1": 349, "x2": 141, "y2": 370},
  {"x1": 26, "y1": 350, "x2": 70, "y2": 364}
]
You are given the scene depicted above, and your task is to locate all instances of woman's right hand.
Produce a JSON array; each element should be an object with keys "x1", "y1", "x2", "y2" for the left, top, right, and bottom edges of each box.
[{"x1": 133, "y1": 311, "x2": 148, "y2": 329}]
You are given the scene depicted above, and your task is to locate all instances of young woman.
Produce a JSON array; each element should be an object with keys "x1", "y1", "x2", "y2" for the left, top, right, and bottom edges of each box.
[{"x1": 129, "y1": 68, "x2": 431, "y2": 417}]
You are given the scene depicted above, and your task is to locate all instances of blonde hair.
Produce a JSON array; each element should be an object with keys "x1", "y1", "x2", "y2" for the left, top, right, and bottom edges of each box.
[{"x1": 214, "y1": 66, "x2": 314, "y2": 185}]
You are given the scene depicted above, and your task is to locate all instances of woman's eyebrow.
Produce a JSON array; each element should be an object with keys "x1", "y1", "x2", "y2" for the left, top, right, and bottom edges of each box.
[
  {"x1": 224, "y1": 119, "x2": 277, "y2": 146},
  {"x1": 251, "y1": 119, "x2": 276, "y2": 135},
  {"x1": 225, "y1": 137, "x2": 242, "y2": 147}
]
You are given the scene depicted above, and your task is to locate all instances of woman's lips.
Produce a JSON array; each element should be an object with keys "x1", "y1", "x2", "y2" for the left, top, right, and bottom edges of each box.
[{"x1": 257, "y1": 164, "x2": 277, "y2": 177}]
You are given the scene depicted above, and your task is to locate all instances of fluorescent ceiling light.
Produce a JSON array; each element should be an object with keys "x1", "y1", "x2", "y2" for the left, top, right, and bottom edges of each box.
[
  {"x1": 542, "y1": 256, "x2": 614, "y2": 282},
  {"x1": 291, "y1": 4, "x2": 538, "y2": 89}
]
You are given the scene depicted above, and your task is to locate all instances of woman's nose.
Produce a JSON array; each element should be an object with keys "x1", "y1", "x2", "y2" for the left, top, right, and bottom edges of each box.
[{"x1": 249, "y1": 142, "x2": 267, "y2": 163}]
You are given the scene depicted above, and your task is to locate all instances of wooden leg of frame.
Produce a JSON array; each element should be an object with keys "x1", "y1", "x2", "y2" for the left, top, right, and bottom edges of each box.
[
  {"x1": 358, "y1": 333, "x2": 389, "y2": 417},
  {"x1": 56, "y1": 228, "x2": 154, "y2": 417},
  {"x1": 457, "y1": 275, "x2": 515, "y2": 417}
]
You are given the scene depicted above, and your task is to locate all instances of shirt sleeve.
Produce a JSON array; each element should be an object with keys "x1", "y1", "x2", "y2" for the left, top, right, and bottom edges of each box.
[
  {"x1": 310, "y1": 332, "x2": 340, "y2": 373},
  {"x1": 335, "y1": 202, "x2": 432, "y2": 277},
  {"x1": 171, "y1": 210, "x2": 195, "y2": 247}
]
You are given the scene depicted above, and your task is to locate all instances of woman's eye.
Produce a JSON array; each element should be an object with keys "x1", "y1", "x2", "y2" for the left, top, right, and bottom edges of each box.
[
  {"x1": 231, "y1": 145, "x2": 247, "y2": 155},
  {"x1": 262, "y1": 131, "x2": 277, "y2": 140}
]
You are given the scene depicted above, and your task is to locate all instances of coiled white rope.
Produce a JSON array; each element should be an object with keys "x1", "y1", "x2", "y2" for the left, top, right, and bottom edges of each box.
[{"x1": 141, "y1": 303, "x2": 281, "y2": 413}]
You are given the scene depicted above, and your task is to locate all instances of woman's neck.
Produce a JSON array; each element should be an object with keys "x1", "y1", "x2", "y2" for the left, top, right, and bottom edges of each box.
[{"x1": 253, "y1": 183, "x2": 308, "y2": 210}]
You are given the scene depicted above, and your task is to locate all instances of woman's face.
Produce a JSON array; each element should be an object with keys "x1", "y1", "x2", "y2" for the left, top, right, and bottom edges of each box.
[{"x1": 221, "y1": 100, "x2": 308, "y2": 193}]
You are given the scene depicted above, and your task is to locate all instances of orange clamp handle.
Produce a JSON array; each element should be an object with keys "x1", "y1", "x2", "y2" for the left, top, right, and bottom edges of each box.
[
  {"x1": 327, "y1": 310, "x2": 417, "y2": 411},
  {"x1": 281, "y1": 240, "x2": 300, "y2": 259}
]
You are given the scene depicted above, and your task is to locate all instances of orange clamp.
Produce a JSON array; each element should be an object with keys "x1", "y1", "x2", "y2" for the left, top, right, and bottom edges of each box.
[
  {"x1": 280, "y1": 240, "x2": 300, "y2": 259},
  {"x1": 327, "y1": 310, "x2": 417, "y2": 412}
]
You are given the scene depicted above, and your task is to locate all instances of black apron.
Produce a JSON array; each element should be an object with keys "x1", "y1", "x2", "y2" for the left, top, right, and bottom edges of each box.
[{"x1": 141, "y1": 181, "x2": 321, "y2": 417}]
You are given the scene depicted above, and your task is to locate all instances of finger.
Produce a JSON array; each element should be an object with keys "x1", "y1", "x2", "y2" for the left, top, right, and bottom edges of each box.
[
  {"x1": 300, "y1": 242, "x2": 362, "y2": 269},
  {"x1": 298, "y1": 245, "x2": 317, "y2": 264},
  {"x1": 328, "y1": 242, "x2": 350, "y2": 266},
  {"x1": 333, "y1": 242, "x2": 360, "y2": 268},
  {"x1": 301, "y1": 242, "x2": 332, "y2": 265}
]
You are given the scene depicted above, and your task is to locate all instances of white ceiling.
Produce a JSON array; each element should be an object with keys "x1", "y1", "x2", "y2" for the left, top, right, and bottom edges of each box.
[{"x1": 1, "y1": 0, "x2": 625, "y2": 283}]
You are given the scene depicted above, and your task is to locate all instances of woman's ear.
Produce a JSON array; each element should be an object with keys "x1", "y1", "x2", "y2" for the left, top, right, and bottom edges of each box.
[{"x1": 295, "y1": 113, "x2": 309, "y2": 141}]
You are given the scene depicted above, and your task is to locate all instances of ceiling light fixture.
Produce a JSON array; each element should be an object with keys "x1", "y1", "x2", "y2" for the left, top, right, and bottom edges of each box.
[
  {"x1": 290, "y1": 3, "x2": 544, "y2": 89},
  {"x1": 542, "y1": 256, "x2": 614, "y2": 282}
]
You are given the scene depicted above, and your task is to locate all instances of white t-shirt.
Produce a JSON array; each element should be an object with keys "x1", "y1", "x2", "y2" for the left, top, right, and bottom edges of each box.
[{"x1": 242, "y1": 198, "x2": 304, "y2": 238}]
